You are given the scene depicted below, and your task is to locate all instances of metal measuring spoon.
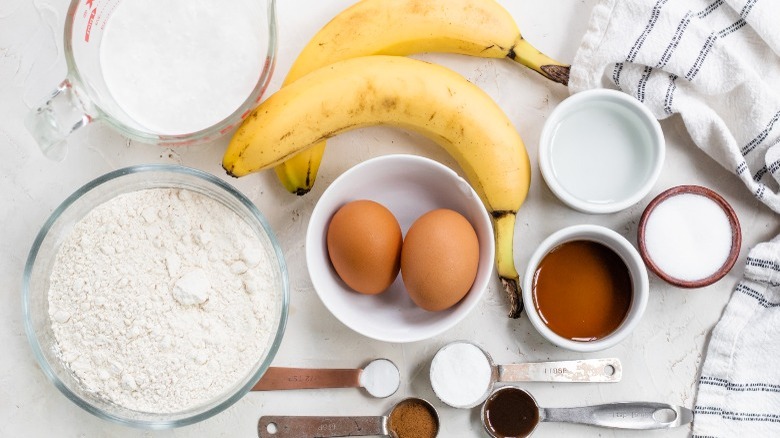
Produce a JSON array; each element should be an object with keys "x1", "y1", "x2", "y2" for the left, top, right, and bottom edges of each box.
[
  {"x1": 481, "y1": 386, "x2": 693, "y2": 437},
  {"x1": 430, "y1": 341, "x2": 622, "y2": 408},
  {"x1": 252, "y1": 358, "x2": 400, "y2": 398},
  {"x1": 258, "y1": 397, "x2": 439, "y2": 438}
]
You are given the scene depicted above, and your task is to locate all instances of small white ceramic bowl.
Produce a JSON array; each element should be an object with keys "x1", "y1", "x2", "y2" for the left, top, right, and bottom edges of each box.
[
  {"x1": 306, "y1": 154, "x2": 494, "y2": 343},
  {"x1": 539, "y1": 89, "x2": 665, "y2": 214},
  {"x1": 522, "y1": 225, "x2": 648, "y2": 352}
]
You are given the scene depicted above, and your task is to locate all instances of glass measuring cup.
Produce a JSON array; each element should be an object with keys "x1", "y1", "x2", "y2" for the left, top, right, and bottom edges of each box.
[
  {"x1": 25, "y1": 0, "x2": 277, "y2": 160},
  {"x1": 252, "y1": 358, "x2": 400, "y2": 398},
  {"x1": 429, "y1": 341, "x2": 622, "y2": 409},
  {"x1": 258, "y1": 397, "x2": 440, "y2": 438},
  {"x1": 481, "y1": 387, "x2": 693, "y2": 437}
]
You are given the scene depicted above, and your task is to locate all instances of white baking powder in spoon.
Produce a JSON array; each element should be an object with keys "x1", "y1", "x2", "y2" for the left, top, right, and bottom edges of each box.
[
  {"x1": 643, "y1": 193, "x2": 733, "y2": 281},
  {"x1": 360, "y1": 359, "x2": 400, "y2": 398},
  {"x1": 430, "y1": 342, "x2": 493, "y2": 408}
]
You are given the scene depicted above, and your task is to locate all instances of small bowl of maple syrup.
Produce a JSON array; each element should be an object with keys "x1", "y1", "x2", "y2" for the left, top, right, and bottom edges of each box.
[{"x1": 522, "y1": 224, "x2": 649, "y2": 352}]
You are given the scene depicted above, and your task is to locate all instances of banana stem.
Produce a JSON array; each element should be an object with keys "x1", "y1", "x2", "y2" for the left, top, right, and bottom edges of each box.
[
  {"x1": 509, "y1": 36, "x2": 570, "y2": 86},
  {"x1": 493, "y1": 212, "x2": 523, "y2": 318},
  {"x1": 500, "y1": 276, "x2": 523, "y2": 319}
]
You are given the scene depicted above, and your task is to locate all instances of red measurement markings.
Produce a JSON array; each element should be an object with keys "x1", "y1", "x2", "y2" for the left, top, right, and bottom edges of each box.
[{"x1": 84, "y1": 7, "x2": 97, "y2": 42}]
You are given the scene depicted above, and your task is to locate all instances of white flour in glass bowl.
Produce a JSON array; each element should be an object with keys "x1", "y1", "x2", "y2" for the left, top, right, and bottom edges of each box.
[{"x1": 47, "y1": 187, "x2": 278, "y2": 413}]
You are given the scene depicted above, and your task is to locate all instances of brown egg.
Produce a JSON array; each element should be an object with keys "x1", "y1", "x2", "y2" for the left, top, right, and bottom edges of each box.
[
  {"x1": 401, "y1": 209, "x2": 480, "y2": 311},
  {"x1": 326, "y1": 200, "x2": 403, "y2": 294}
]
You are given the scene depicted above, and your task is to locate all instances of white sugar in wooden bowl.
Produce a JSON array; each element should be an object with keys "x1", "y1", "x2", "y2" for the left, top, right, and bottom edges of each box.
[{"x1": 638, "y1": 185, "x2": 741, "y2": 288}]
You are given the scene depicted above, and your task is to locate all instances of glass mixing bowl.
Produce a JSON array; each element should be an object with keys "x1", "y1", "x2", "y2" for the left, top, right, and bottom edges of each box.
[{"x1": 22, "y1": 165, "x2": 289, "y2": 429}]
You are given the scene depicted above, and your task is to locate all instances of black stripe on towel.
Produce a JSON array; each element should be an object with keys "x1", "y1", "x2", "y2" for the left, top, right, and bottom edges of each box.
[
  {"x1": 613, "y1": 0, "x2": 668, "y2": 86},
  {"x1": 755, "y1": 183, "x2": 766, "y2": 200},
  {"x1": 612, "y1": 63, "x2": 624, "y2": 87},
  {"x1": 718, "y1": 19, "x2": 747, "y2": 38},
  {"x1": 637, "y1": 66, "x2": 653, "y2": 102},
  {"x1": 663, "y1": 74, "x2": 678, "y2": 115},
  {"x1": 627, "y1": 0, "x2": 670, "y2": 62},
  {"x1": 740, "y1": 0, "x2": 758, "y2": 17},
  {"x1": 770, "y1": 159, "x2": 780, "y2": 175},
  {"x1": 746, "y1": 257, "x2": 780, "y2": 272},
  {"x1": 694, "y1": 406, "x2": 780, "y2": 423},
  {"x1": 656, "y1": 12, "x2": 691, "y2": 69},
  {"x1": 749, "y1": 158, "x2": 780, "y2": 183},
  {"x1": 741, "y1": 110, "x2": 780, "y2": 157},
  {"x1": 685, "y1": 34, "x2": 719, "y2": 80},
  {"x1": 699, "y1": 376, "x2": 780, "y2": 393},
  {"x1": 657, "y1": 0, "x2": 723, "y2": 70},
  {"x1": 685, "y1": 0, "x2": 757, "y2": 80},
  {"x1": 753, "y1": 165, "x2": 768, "y2": 182},
  {"x1": 697, "y1": 0, "x2": 723, "y2": 19},
  {"x1": 736, "y1": 283, "x2": 780, "y2": 308}
]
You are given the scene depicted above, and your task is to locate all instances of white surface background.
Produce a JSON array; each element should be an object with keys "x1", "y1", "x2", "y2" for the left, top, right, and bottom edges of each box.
[{"x1": 1, "y1": 0, "x2": 777, "y2": 437}]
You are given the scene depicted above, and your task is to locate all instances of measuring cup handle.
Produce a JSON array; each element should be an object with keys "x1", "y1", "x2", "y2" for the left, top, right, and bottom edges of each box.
[
  {"x1": 25, "y1": 77, "x2": 93, "y2": 160},
  {"x1": 252, "y1": 367, "x2": 362, "y2": 391},
  {"x1": 542, "y1": 402, "x2": 693, "y2": 430},
  {"x1": 258, "y1": 415, "x2": 385, "y2": 437},
  {"x1": 498, "y1": 358, "x2": 622, "y2": 383}
]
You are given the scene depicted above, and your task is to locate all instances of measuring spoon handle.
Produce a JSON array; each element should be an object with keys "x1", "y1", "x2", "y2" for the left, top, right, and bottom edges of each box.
[
  {"x1": 498, "y1": 358, "x2": 622, "y2": 383},
  {"x1": 541, "y1": 402, "x2": 693, "y2": 430},
  {"x1": 258, "y1": 415, "x2": 386, "y2": 438},
  {"x1": 252, "y1": 367, "x2": 362, "y2": 391}
]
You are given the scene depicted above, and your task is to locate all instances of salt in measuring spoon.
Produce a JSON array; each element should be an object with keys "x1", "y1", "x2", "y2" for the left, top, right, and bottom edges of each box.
[
  {"x1": 252, "y1": 358, "x2": 400, "y2": 398},
  {"x1": 258, "y1": 397, "x2": 439, "y2": 438},
  {"x1": 481, "y1": 386, "x2": 693, "y2": 437},
  {"x1": 430, "y1": 341, "x2": 621, "y2": 408}
]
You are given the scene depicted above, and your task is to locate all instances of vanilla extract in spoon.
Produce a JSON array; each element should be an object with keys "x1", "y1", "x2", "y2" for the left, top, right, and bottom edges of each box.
[{"x1": 482, "y1": 387, "x2": 693, "y2": 437}]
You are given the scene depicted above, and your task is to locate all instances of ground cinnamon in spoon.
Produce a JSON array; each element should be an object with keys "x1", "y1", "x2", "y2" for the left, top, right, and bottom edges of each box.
[{"x1": 387, "y1": 398, "x2": 438, "y2": 438}]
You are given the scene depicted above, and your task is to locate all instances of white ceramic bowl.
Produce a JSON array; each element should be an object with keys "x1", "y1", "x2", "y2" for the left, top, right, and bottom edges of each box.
[
  {"x1": 522, "y1": 225, "x2": 648, "y2": 352},
  {"x1": 306, "y1": 154, "x2": 494, "y2": 343},
  {"x1": 539, "y1": 89, "x2": 665, "y2": 214}
]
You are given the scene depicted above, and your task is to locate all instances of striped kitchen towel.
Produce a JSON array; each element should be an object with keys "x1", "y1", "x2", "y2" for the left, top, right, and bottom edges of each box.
[
  {"x1": 569, "y1": 0, "x2": 780, "y2": 214},
  {"x1": 691, "y1": 240, "x2": 780, "y2": 437},
  {"x1": 568, "y1": 1, "x2": 780, "y2": 436}
]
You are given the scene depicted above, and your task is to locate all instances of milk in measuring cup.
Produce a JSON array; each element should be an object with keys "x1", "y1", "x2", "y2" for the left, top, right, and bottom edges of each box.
[{"x1": 100, "y1": 0, "x2": 266, "y2": 135}]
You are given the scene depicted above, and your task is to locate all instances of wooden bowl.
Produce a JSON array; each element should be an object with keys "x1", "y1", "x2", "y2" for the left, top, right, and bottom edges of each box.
[{"x1": 637, "y1": 185, "x2": 741, "y2": 288}]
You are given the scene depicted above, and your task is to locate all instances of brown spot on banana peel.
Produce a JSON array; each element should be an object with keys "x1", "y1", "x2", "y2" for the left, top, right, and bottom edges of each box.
[
  {"x1": 297, "y1": 156, "x2": 313, "y2": 196},
  {"x1": 490, "y1": 210, "x2": 514, "y2": 219},
  {"x1": 382, "y1": 97, "x2": 398, "y2": 110}
]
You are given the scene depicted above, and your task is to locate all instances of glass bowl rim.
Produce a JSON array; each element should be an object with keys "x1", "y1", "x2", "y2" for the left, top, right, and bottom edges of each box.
[{"x1": 22, "y1": 163, "x2": 290, "y2": 429}]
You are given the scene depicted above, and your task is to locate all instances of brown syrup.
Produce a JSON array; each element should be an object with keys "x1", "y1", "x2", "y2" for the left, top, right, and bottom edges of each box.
[{"x1": 532, "y1": 240, "x2": 632, "y2": 341}]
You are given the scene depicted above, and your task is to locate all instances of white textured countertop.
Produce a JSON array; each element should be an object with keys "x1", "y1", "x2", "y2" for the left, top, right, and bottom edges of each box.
[{"x1": 1, "y1": 0, "x2": 777, "y2": 436}]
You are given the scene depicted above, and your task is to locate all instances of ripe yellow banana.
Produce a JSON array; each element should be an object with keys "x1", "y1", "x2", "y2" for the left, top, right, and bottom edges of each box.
[
  {"x1": 273, "y1": 0, "x2": 568, "y2": 196},
  {"x1": 224, "y1": 55, "x2": 531, "y2": 317}
]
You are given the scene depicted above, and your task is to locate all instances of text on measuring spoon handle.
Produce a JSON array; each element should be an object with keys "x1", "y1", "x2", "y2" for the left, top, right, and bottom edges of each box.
[
  {"x1": 252, "y1": 367, "x2": 363, "y2": 391},
  {"x1": 541, "y1": 402, "x2": 693, "y2": 430},
  {"x1": 258, "y1": 416, "x2": 386, "y2": 438},
  {"x1": 498, "y1": 358, "x2": 622, "y2": 382}
]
